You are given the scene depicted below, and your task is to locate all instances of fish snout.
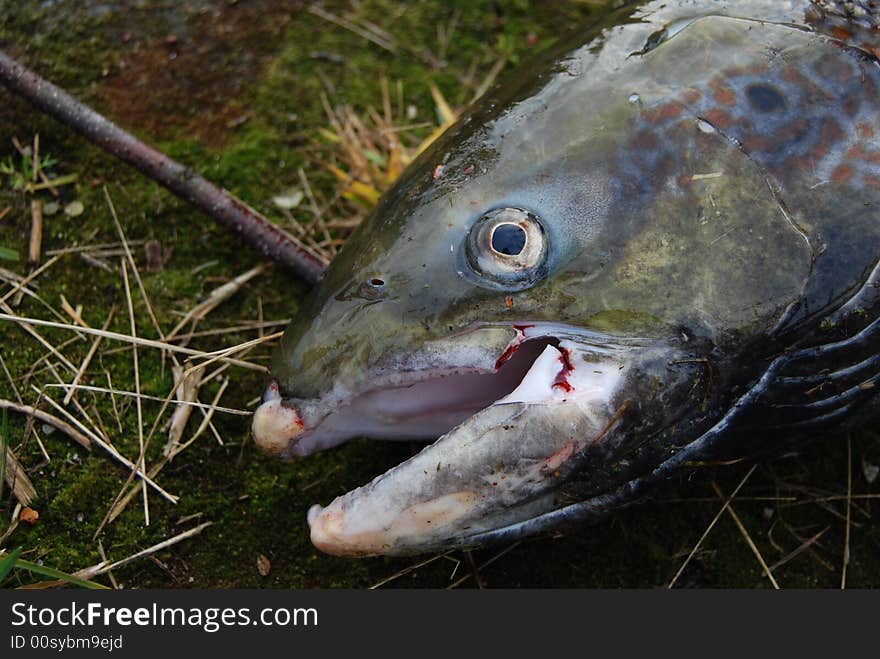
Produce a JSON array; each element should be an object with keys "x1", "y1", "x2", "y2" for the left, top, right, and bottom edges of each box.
[
  {"x1": 251, "y1": 378, "x2": 305, "y2": 457},
  {"x1": 307, "y1": 492, "x2": 479, "y2": 557}
]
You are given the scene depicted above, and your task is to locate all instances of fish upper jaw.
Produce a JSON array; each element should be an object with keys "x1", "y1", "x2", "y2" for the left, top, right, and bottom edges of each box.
[
  {"x1": 251, "y1": 322, "x2": 635, "y2": 459},
  {"x1": 250, "y1": 378, "x2": 304, "y2": 457}
]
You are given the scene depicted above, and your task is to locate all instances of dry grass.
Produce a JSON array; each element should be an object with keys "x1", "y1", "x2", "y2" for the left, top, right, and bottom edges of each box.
[{"x1": 0, "y1": 174, "x2": 285, "y2": 584}]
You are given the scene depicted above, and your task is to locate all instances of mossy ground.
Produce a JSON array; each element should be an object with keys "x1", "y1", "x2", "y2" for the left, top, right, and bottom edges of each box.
[{"x1": 0, "y1": 0, "x2": 878, "y2": 588}]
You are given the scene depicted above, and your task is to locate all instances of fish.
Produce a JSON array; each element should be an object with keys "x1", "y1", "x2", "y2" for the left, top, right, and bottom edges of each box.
[{"x1": 252, "y1": 0, "x2": 880, "y2": 557}]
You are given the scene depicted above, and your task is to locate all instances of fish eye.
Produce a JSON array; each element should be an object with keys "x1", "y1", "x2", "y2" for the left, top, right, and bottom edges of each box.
[
  {"x1": 490, "y1": 223, "x2": 527, "y2": 256},
  {"x1": 464, "y1": 207, "x2": 549, "y2": 290}
]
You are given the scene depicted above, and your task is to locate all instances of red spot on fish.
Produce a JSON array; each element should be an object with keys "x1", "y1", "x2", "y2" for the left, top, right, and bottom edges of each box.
[
  {"x1": 684, "y1": 88, "x2": 702, "y2": 104},
  {"x1": 710, "y1": 79, "x2": 736, "y2": 106},
  {"x1": 843, "y1": 95, "x2": 860, "y2": 118},
  {"x1": 463, "y1": 164, "x2": 475, "y2": 175},
  {"x1": 846, "y1": 144, "x2": 867, "y2": 160},
  {"x1": 858, "y1": 122, "x2": 875, "y2": 139},
  {"x1": 746, "y1": 63, "x2": 768, "y2": 76},
  {"x1": 704, "y1": 108, "x2": 734, "y2": 129},
  {"x1": 810, "y1": 118, "x2": 844, "y2": 161},
  {"x1": 295, "y1": 418, "x2": 305, "y2": 431},
  {"x1": 432, "y1": 164, "x2": 445, "y2": 180},
  {"x1": 831, "y1": 163, "x2": 854, "y2": 185},
  {"x1": 821, "y1": 117, "x2": 844, "y2": 144},
  {"x1": 782, "y1": 155, "x2": 811, "y2": 175},
  {"x1": 831, "y1": 26, "x2": 853, "y2": 42},
  {"x1": 632, "y1": 129, "x2": 659, "y2": 151},
  {"x1": 865, "y1": 174, "x2": 880, "y2": 188},
  {"x1": 742, "y1": 135, "x2": 773, "y2": 153},
  {"x1": 645, "y1": 102, "x2": 684, "y2": 123}
]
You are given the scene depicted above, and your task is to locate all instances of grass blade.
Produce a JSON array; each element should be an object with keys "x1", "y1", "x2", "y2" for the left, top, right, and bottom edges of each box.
[
  {"x1": 0, "y1": 552, "x2": 108, "y2": 589},
  {"x1": 0, "y1": 408, "x2": 7, "y2": 497},
  {"x1": 0, "y1": 546, "x2": 22, "y2": 582}
]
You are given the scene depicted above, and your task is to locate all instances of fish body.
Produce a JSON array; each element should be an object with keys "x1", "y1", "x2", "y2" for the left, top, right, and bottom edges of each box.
[{"x1": 253, "y1": 0, "x2": 880, "y2": 556}]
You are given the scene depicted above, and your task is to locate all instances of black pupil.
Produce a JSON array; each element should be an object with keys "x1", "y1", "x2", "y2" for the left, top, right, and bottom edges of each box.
[{"x1": 491, "y1": 223, "x2": 527, "y2": 256}]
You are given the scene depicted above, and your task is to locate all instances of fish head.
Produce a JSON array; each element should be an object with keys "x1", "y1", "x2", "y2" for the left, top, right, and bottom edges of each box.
[{"x1": 253, "y1": 7, "x2": 827, "y2": 556}]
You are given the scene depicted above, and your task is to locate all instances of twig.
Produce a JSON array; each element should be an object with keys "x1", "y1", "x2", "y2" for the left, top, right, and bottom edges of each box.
[
  {"x1": 0, "y1": 397, "x2": 91, "y2": 450},
  {"x1": 0, "y1": 299, "x2": 78, "y2": 373},
  {"x1": 369, "y1": 552, "x2": 450, "y2": 589},
  {"x1": 464, "y1": 550, "x2": 485, "y2": 589},
  {"x1": 3, "y1": 446, "x2": 36, "y2": 506},
  {"x1": 76, "y1": 522, "x2": 213, "y2": 579},
  {"x1": 45, "y1": 384, "x2": 249, "y2": 416},
  {"x1": 0, "y1": 50, "x2": 326, "y2": 283},
  {"x1": 167, "y1": 263, "x2": 268, "y2": 341},
  {"x1": 34, "y1": 391, "x2": 177, "y2": 503},
  {"x1": 28, "y1": 199, "x2": 43, "y2": 267},
  {"x1": 768, "y1": 527, "x2": 828, "y2": 573},
  {"x1": 63, "y1": 308, "x2": 115, "y2": 405},
  {"x1": 447, "y1": 542, "x2": 522, "y2": 589},
  {"x1": 308, "y1": 5, "x2": 397, "y2": 53},
  {"x1": 710, "y1": 481, "x2": 780, "y2": 589},
  {"x1": 0, "y1": 254, "x2": 62, "y2": 303},
  {"x1": 0, "y1": 313, "x2": 271, "y2": 372},
  {"x1": 668, "y1": 464, "x2": 757, "y2": 588},
  {"x1": 121, "y1": 258, "x2": 149, "y2": 526},
  {"x1": 164, "y1": 364, "x2": 205, "y2": 456}
]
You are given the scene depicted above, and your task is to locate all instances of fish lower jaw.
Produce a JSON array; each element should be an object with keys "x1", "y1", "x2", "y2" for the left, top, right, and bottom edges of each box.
[
  {"x1": 299, "y1": 341, "x2": 625, "y2": 556},
  {"x1": 307, "y1": 491, "x2": 481, "y2": 557}
]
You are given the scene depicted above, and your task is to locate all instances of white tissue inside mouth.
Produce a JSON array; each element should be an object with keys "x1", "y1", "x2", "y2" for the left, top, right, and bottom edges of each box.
[
  {"x1": 494, "y1": 344, "x2": 564, "y2": 404},
  {"x1": 495, "y1": 341, "x2": 622, "y2": 406}
]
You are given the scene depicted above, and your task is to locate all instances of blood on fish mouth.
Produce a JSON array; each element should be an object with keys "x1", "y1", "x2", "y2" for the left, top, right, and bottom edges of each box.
[{"x1": 251, "y1": 322, "x2": 631, "y2": 554}]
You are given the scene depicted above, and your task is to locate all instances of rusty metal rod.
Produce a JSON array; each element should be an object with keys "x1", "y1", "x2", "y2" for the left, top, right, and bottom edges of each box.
[{"x1": 0, "y1": 49, "x2": 327, "y2": 284}]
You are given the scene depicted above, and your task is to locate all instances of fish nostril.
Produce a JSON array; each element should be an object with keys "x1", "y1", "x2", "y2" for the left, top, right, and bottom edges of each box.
[{"x1": 359, "y1": 277, "x2": 388, "y2": 300}]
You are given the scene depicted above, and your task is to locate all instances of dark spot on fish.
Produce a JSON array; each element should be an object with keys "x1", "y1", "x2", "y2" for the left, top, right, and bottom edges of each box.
[{"x1": 745, "y1": 84, "x2": 786, "y2": 113}]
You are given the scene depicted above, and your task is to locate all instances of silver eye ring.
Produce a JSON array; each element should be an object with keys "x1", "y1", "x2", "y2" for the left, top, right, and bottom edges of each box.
[{"x1": 464, "y1": 207, "x2": 548, "y2": 290}]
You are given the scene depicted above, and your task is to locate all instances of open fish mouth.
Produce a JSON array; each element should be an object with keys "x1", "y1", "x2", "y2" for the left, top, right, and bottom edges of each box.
[{"x1": 252, "y1": 323, "x2": 644, "y2": 556}]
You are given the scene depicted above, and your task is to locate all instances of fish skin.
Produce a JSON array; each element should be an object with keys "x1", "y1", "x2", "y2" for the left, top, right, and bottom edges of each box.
[{"x1": 254, "y1": 0, "x2": 880, "y2": 556}]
